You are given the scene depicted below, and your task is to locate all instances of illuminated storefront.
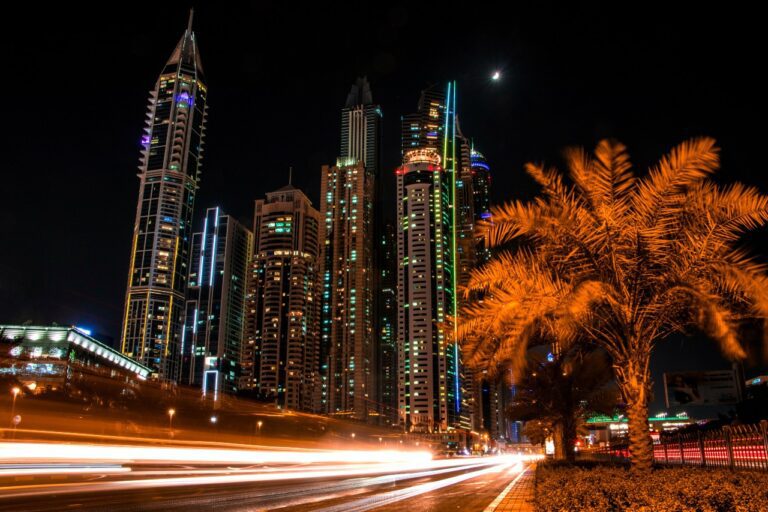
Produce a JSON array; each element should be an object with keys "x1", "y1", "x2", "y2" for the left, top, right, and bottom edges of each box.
[{"x1": 585, "y1": 412, "x2": 696, "y2": 446}]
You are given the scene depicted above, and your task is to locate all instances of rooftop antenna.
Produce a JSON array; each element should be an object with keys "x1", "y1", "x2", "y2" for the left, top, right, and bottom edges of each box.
[{"x1": 288, "y1": 166, "x2": 293, "y2": 185}]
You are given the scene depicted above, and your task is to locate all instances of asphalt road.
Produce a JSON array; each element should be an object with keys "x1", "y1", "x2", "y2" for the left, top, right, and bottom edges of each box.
[{"x1": 0, "y1": 456, "x2": 529, "y2": 511}]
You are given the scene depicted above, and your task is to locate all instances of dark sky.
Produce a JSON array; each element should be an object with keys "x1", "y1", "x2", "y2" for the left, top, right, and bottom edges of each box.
[{"x1": 1, "y1": 3, "x2": 765, "y2": 407}]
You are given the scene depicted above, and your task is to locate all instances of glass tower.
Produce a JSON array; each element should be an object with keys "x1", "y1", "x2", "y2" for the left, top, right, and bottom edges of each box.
[
  {"x1": 181, "y1": 207, "x2": 252, "y2": 397},
  {"x1": 120, "y1": 12, "x2": 207, "y2": 380}
]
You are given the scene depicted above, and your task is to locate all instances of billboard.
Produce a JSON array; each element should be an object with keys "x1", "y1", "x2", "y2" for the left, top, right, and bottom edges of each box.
[{"x1": 663, "y1": 370, "x2": 741, "y2": 407}]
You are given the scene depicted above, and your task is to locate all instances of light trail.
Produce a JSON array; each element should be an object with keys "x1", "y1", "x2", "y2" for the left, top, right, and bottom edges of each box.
[
  {"x1": 0, "y1": 449, "x2": 519, "y2": 502},
  {"x1": 0, "y1": 442, "x2": 432, "y2": 466},
  {"x1": 0, "y1": 464, "x2": 130, "y2": 476},
  {"x1": 313, "y1": 458, "x2": 523, "y2": 512}
]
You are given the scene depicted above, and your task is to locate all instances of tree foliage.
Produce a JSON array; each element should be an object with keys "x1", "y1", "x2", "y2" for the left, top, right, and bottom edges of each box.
[{"x1": 460, "y1": 138, "x2": 768, "y2": 470}]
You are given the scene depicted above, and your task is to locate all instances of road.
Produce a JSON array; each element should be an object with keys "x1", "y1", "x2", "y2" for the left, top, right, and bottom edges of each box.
[{"x1": 0, "y1": 441, "x2": 533, "y2": 511}]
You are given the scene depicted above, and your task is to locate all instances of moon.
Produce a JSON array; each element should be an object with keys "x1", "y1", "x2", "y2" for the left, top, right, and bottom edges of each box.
[{"x1": 491, "y1": 70, "x2": 501, "y2": 81}]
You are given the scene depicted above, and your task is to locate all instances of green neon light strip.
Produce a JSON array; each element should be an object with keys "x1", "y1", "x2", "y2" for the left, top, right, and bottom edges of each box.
[{"x1": 441, "y1": 80, "x2": 460, "y2": 415}]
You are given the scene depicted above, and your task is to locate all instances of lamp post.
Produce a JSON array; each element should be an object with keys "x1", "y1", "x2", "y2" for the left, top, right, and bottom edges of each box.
[
  {"x1": 257, "y1": 420, "x2": 263, "y2": 437},
  {"x1": 167, "y1": 408, "x2": 176, "y2": 438},
  {"x1": 10, "y1": 387, "x2": 21, "y2": 430}
]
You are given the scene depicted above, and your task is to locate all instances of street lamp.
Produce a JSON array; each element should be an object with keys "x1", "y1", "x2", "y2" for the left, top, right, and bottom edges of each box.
[
  {"x1": 210, "y1": 415, "x2": 217, "y2": 424},
  {"x1": 167, "y1": 408, "x2": 176, "y2": 437},
  {"x1": 257, "y1": 420, "x2": 263, "y2": 436},
  {"x1": 10, "y1": 387, "x2": 21, "y2": 429}
]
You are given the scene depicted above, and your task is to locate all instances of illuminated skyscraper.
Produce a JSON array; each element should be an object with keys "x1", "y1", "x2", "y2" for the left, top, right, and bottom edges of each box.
[
  {"x1": 120, "y1": 12, "x2": 207, "y2": 380},
  {"x1": 396, "y1": 83, "x2": 462, "y2": 432},
  {"x1": 395, "y1": 148, "x2": 457, "y2": 432},
  {"x1": 181, "y1": 207, "x2": 252, "y2": 397},
  {"x1": 319, "y1": 158, "x2": 375, "y2": 419},
  {"x1": 316, "y1": 78, "x2": 382, "y2": 420},
  {"x1": 243, "y1": 186, "x2": 322, "y2": 412}
]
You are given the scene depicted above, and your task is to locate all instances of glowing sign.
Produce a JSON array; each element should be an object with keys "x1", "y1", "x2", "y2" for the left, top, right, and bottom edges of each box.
[{"x1": 404, "y1": 148, "x2": 441, "y2": 166}]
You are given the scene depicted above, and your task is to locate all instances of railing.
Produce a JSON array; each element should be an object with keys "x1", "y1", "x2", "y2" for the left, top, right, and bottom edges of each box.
[
  {"x1": 584, "y1": 420, "x2": 768, "y2": 471},
  {"x1": 656, "y1": 421, "x2": 768, "y2": 471}
]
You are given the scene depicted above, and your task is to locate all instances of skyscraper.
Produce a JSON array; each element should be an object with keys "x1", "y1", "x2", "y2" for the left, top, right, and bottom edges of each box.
[
  {"x1": 120, "y1": 12, "x2": 207, "y2": 380},
  {"x1": 319, "y1": 158, "x2": 375, "y2": 419},
  {"x1": 316, "y1": 78, "x2": 382, "y2": 420},
  {"x1": 243, "y1": 186, "x2": 322, "y2": 412},
  {"x1": 378, "y1": 223, "x2": 398, "y2": 424},
  {"x1": 396, "y1": 148, "x2": 456, "y2": 432},
  {"x1": 181, "y1": 207, "x2": 252, "y2": 397},
  {"x1": 396, "y1": 83, "x2": 463, "y2": 433},
  {"x1": 470, "y1": 147, "x2": 492, "y2": 265}
]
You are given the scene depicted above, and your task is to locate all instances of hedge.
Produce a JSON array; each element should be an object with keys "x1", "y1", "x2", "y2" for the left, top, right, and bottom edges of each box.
[{"x1": 535, "y1": 461, "x2": 768, "y2": 511}]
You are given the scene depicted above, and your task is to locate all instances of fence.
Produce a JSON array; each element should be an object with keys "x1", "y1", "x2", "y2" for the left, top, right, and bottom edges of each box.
[{"x1": 584, "y1": 420, "x2": 768, "y2": 471}]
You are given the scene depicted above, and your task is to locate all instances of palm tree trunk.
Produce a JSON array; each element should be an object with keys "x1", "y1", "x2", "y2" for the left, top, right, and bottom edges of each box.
[
  {"x1": 562, "y1": 417, "x2": 577, "y2": 463},
  {"x1": 614, "y1": 355, "x2": 654, "y2": 471},
  {"x1": 553, "y1": 423, "x2": 566, "y2": 460}
]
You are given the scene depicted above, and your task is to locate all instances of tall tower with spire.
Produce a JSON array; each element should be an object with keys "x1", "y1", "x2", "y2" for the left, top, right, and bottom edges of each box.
[
  {"x1": 120, "y1": 11, "x2": 208, "y2": 380},
  {"x1": 319, "y1": 78, "x2": 382, "y2": 420}
]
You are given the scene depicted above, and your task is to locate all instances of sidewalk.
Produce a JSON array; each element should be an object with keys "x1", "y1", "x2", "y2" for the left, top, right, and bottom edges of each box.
[{"x1": 486, "y1": 463, "x2": 536, "y2": 512}]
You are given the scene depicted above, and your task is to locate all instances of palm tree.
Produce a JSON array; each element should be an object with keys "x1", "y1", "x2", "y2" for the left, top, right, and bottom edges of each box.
[
  {"x1": 460, "y1": 138, "x2": 768, "y2": 471},
  {"x1": 507, "y1": 348, "x2": 617, "y2": 462}
]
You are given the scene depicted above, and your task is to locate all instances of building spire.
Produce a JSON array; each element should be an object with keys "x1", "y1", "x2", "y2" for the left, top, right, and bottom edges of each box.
[
  {"x1": 288, "y1": 166, "x2": 293, "y2": 186},
  {"x1": 345, "y1": 76, "x2": 373, "y2": 108},
  {"x1": 164, "y1": 9, "x2": 204, "y2": 76}
]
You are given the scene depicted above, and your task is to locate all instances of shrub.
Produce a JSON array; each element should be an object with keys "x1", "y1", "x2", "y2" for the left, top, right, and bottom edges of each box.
[{"x1": 535, "y1": 462, "x2": 768, "y2": 511}]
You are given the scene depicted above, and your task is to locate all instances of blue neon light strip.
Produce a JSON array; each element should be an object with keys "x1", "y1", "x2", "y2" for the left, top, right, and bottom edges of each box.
[
  {"x1": 199, "y1": 218, "x2": 208, "y2": 282},
  {"x1": 209, "y1": 208, "x2": 219, "y2": 287}
]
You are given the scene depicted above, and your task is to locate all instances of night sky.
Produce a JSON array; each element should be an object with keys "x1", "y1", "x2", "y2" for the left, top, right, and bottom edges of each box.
[{"x1": 1, "y1": 3, "x2": 765, "y2": 409}]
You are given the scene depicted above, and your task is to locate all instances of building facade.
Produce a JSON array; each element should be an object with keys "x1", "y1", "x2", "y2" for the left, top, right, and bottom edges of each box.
[
  {"x1": 378, "y1": 223, "x2": 398, "y2": 424},
  {"x1": 120, "y1": 14, "x2": 207, "y2": 380},
  {"x1": 396, "y1": 147, "x2": 458, "y2": 432},
  {"x1": 243, "y1": 186, "x2": 322, "y2": 412},
  {"x1": 319, "y1": 158, "x2": 375, "y2": 419},
  {"x1": 181, "y1": 207, "x2": 252, "y2": 397}
]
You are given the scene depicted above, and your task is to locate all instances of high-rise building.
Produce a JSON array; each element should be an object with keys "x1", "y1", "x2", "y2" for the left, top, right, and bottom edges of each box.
[
  {"x1": 467, "y1": 146, "x2": 494, "y2": 435},
  {"x1": 242, "y1": 186, "x2": 322, "y2": 412},
  {"x1": 396, "y1": 83, "x2": 464, "y2": 433},
  {"x1": 378, "y1": 223, "x2": 398, "y2": 424},
  {"x1": 120, "y1": 12, "x2": 207, "y2": 380},
  {"x1": 181, "y1": 207, "x2": 252, "y2": 397},
  {"x1": 396, "y1": 148, "x2": 456, "y2": 432},
  {"x1": 316, "y1": 78, "x2": 382, "y2": 420},
  {"x1": 319, "y1": 158, "x2": 375, "y2": 419}
]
